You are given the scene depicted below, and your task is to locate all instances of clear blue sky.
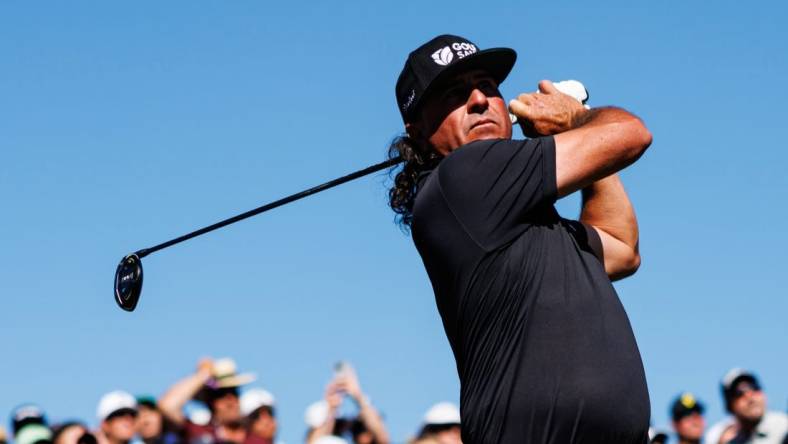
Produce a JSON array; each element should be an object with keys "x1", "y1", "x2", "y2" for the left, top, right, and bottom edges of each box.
[{"x1": 1, "y1": 1, "x2": 786, "y2": 443}]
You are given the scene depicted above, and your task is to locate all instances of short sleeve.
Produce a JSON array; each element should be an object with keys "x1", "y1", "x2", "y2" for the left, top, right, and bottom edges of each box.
[
  {"x1": 437, "y1": 137, "x2": 557, "y2": 250},
  {"x1": 563, "y1": 219, "x2": 604, "y2": 264}
]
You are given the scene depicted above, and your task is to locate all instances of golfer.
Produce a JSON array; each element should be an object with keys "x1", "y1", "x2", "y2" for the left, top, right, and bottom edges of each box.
[{"x1": 389, "y1": 35, "x2": 652, "y2": 443}]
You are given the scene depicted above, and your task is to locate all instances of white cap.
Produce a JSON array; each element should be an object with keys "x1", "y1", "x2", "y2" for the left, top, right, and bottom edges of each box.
[
  {"x1": 241, "y1": 388, "x2": 276, "y2": 417},
  {"x1": 304, "y1": 400, "x2": 329, "y2": 428},
  {"x1": 188, "y1": 407, "x2": 212, "y2": 426},
  {"x1": 96, "y1": 390, "x2": 137, "y2": 421},
  {"x1": 313, "y1": 436, "x2": 348, "y2": 444},
  {"x1": 721, "y1": 367, "x2": 757, "y2": 390},
  {"x1": 423, "y1": 402, "x2": 461, "y2": 425}
]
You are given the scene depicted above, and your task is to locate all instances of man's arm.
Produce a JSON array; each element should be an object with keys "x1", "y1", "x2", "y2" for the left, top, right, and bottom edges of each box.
[
  {"x1": 509, "y1": 81, "x2": 652, "y2": 198},
  {"x1": 580, "y1": 174, "x2": 640, "y2": 280},
  {"x1": 553, "y1": 106, "x2": 651, "y2": 198},
  {"x1": 341, "y1": 372, "x2": 390, "y2": 444},
  {"x1": 306, "y1": 383, "x2": 342, "y2": 444},
  {"x1": 158, "y1": 359, "x2": 214, "y2": 426},
  {"x1": 510, "y1": 80, "x2": 651, "y2": 279}
]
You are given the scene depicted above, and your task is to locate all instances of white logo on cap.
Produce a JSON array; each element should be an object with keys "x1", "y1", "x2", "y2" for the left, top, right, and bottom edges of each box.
[
  {"x1": 402, "y1": 89, "x2": 416, "y2": 110},
  {"x1": 432, "y1": 42, "x2": 478, "y2": 66},
  {"x1": 432, "y1": 46, "x2": 453, "y2": 66},
  {"x1": 451, "y1": 42, "x2": 477, "y2": 59}
]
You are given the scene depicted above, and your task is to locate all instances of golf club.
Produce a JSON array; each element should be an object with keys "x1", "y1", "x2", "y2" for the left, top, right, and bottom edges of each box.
[
  {"x1": 114, "y1": 156, "x2": 403, "y2": 312},
  {"x1": 114, "y1": 80, "x2": 589, "y2": 312}
]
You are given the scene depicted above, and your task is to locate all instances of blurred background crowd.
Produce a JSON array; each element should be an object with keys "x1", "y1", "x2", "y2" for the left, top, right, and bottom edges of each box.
[{"x1": 2, "y1": 359, "x2": 785, "y2": 444}]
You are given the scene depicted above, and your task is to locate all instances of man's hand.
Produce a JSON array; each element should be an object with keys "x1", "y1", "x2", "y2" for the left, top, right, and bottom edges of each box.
[
  {"x1": 334, "y1": 366, "x2": 364, "y2": 402},
  {"x1": 509, "y1": 80, "x2": 588, "y2": 137},
  {"x1": 332, "y1": 367, "x2": 390, "y2": 444},
  {"x1": 196, "y1": 357, "x2": 214, "y2": 378},
  {"x1": 324, "y1": 381, "x2": 343, "y2": 411},
  {"x1": 158, "y1": 357, "x2": 216, "y2": 426}
]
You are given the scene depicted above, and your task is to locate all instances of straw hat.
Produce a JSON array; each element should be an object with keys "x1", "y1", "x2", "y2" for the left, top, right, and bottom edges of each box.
[{"x1": 209, "y1": 358, "x2": 256, "y2": 389}]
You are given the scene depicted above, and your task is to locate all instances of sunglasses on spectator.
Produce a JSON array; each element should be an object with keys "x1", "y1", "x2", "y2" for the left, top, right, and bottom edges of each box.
[{"x1": 733, "y1": 381, "x2": 761, "y2": 398}]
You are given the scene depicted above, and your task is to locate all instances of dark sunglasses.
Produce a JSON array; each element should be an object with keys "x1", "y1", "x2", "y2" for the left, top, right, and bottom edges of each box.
[{"x1": 733, "y1": 381, "x2": 761, "y2": 398}]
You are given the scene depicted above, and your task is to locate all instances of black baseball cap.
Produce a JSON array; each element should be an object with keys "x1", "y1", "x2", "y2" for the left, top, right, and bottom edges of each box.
[
  {"x1": 721, "y1": 368, "x2": 761, "y2": 411},
  {"x1": 10, "y1": 405, "x2": 47, "y2": 436},
  {"x1": 395, "y1": 34, "x2": 516, "y2": 124},
  {"x1": 670, "y1": 392, "x2": 705, "y2": 421}
]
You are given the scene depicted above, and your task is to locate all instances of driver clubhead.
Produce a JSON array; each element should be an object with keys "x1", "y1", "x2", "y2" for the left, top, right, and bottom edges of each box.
[{"x1": 115, "y1": 254, "x2": 143, "y2": 311}]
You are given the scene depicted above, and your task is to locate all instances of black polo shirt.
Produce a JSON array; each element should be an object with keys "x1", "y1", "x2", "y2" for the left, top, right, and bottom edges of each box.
[{"x1": 412, "y1": 137, "x2": 650, "y2": 444}]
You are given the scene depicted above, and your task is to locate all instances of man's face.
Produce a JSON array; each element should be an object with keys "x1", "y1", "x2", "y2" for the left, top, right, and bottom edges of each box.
[
  {"x1": 730, "y1": 380, "x2": 766, "y2": 423},
  {"x1": 102, "y1": 411, "x2": 137, "y2": 443},
  {"x1": 673, "y1": 412, "x2": 705, "y2": 441},
  {"x1": 434, "y1": 425, "x2": 462, "y2": 444},
  {"x1": 135, "y1": 405, "x2": 162, "y2": 440},
  {"x1": 211, "y1": 389, "x2": 241, "y2": 425},
  {"x1": 250, "y1": 408, "x2": 277, "y2": 440},
  {"x1": 409, "y1": 70, "x2": 511, "y2": 156},
  {"x1": 218, "y1": 422, "x2": 245, "y2": 444}
]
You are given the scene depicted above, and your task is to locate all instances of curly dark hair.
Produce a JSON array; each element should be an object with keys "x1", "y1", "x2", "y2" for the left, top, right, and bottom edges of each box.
[{"x1": 387, "y1": 134, "x2": 442, "y2": 229}]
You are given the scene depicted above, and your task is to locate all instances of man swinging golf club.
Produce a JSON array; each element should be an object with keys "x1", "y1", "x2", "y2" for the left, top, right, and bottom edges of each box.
[{"x1": 389, "y1": 34, "x2": 652, "y2": 443}]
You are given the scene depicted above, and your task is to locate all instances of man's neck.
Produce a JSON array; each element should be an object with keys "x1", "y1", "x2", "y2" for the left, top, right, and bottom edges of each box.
[
  {"x1": 737, "y1": 414, "x2": 763, "y2": 434},
  {"x1": 677, "y1": 437, "x2": 700, "y2": 444}
]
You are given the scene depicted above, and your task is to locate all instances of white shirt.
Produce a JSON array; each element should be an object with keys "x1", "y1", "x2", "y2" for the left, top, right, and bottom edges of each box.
[{"x1": 728, "y1": 411, "x2": 788, "y2": 444}]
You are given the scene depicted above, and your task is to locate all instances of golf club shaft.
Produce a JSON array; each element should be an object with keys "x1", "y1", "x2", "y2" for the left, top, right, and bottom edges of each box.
[{"x1": 135, "y1": 156, "x2": 403, "y2": 259}]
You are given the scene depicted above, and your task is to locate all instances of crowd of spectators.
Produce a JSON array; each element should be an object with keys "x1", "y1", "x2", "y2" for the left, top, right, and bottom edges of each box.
[
  {"x1": 3, "y1": 360, "x2": 785, "y2": 444},
  {"x1": 648, "y1": 369, "x2": 786, "y2": 444}
]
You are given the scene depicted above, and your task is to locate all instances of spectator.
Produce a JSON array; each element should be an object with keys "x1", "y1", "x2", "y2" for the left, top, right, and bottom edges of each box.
[
  {"x1": 408, "y1": 439, "x2": 439, "y2": 444},
  {"x1": 706, "y1": 418, "x2": 737, "y2": 444},
  {"x1": 0, "y1": 426, "x2": 6, "y2": 444},
  {"x1": 240, "y1": 388, "x2": 278, "y2": 444},
  {"x1": 158, "y1": 357, "x2": 255, "y2": 444},
  {"x1": 305, "y1": 364, "x2": 389, "y2": 444},
  {"x1": 648, "y1": 427, "x2": 669, "y2": 444},
  {"x1": 11, "y1": 405, "x2": 48, "y2": 438},
  {"x1": 16, "y1": 425, "x2": 53, "y2": 444},
  {"x1": 135, "y1": 396, "x2": 180, "y2": 444},
  {"x1": 96, "y1": 391, "x2": 138, "y2": 444},
  {"x1": 670, "y1": 392, "x2": 705, "y2": 444},
  {"x1": 416, "y1": 403, "x2": 461, "y2": 444},
  {"x1": 720, "y1": 368, "x2": 787, "y2": 444},
  {"x1": 717, "y1": 424, "x2": 740, "y2": 444},
  {"x1": 51, "y1": 422, "x2": 97, "y2": 444},
  {"x1": 10, "y1": 405, "x2": 51, "y2": 444}
]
